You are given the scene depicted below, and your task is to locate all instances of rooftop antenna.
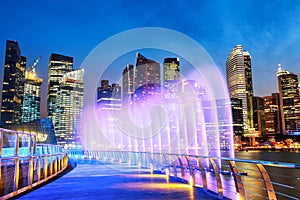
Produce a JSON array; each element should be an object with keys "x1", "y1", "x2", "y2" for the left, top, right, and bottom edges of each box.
[{"x1": 278, "y1": 63, "x2": 282, "y2": 71}]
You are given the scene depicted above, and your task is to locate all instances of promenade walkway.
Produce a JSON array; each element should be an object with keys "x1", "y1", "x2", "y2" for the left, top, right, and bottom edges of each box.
[{"x1": 16, "y1": 159, "x2": 217, "y2": 200}]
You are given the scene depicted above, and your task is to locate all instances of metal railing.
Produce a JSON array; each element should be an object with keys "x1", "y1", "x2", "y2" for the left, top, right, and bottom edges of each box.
[
  {"x1": 0, "y1": 128, "x2": 68, "y2": 199},
  {"x1": 68, "y1": 150, "x2": 300, "y2": 200}
]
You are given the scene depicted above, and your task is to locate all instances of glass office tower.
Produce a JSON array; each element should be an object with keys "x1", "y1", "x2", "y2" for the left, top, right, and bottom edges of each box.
[
  {"x1": 226, "y1": 45, "x2": 254, "y2": 132},
  {"x1": 1, "y1": 40, "x2": 26, "y2": 126},
  {"x1": 54, "y1": 69, "x2": 84, "y2": 148},
  {"x1": 47, "y1": 53, "x2": 73, "y2": 119}
]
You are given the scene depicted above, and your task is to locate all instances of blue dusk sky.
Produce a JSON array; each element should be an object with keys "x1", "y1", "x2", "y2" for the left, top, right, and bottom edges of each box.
[{"x1": 1, "y1": 0, "x2": 300, "y2": 117}]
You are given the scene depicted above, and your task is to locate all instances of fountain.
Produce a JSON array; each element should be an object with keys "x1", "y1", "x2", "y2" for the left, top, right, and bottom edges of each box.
[{"x1": 79, "y1": 27, "x2": 234, "y2": 158}]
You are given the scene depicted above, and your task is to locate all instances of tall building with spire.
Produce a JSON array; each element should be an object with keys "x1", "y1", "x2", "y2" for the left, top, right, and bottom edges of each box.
[
  {"x1": 226, "y1": 45, "x2": 254, "y2": 132},
  {"x1": 1, "y1": 40, "x2": 26, "y2": 126},
  {"x1": 134, "y1": 53, "x2": 161, "y2": 99},
  {"x1": 21, "y1": 63, "x2": 43, "y2": 123},
  {"x1": 47, "y1": 53, "x2": 73, "y2": 119},
  {"x1": 54, "y1": 68, "x2": 84, "y2": 148},
  {"x1": 277, "y1": 64, "x2": 300, "y2": 135}
]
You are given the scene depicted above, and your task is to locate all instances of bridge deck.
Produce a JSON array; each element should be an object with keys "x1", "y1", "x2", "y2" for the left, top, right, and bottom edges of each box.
[{"x1": 17, "y1": 159, "x2": 217, "y2": 200}]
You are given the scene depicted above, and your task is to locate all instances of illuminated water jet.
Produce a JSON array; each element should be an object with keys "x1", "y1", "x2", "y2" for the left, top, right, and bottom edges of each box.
[{"x1": 79, "y1": 27, "x2": 234, "y2": 158}]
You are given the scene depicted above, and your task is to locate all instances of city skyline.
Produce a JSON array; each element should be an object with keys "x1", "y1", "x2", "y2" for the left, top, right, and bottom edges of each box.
[{"x1": 1, "y1": 1, "x2": 300, "y2": 117}]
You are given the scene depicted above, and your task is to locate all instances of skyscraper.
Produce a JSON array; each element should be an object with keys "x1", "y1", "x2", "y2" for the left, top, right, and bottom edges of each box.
[
  {"x1": 96, "y1": 80, "x2": 122, "y2": 150},
  {"x1": 163, "y1": 57, "x2": 180, "y2": 85},
  {"x1": 47, "y1": 53, "x2": 73, "y2": 119},
  {"x1": 122, "y1": 64, "x2": 134, "y2": 103},
  {"x1": 54, "y1": 68, "x2": 84, "y2": 148},
  {"x1": 264, "y1": 93, "x2": 282, "y2": 138},
  {"x1": 134, "y1": 53, "x2": 161, "y2": 96},
  {"x1": 230, "y1": 98, "x2": 244, "y2": 142},
  {"x1": 226, "y1": 45, "x2": 254, "y2": 132},
  {"x1": 1, "y1": 40, "x2": 26, "y2": 126},
  {"x1": 253, "y1": 96, "x2": 265, "y2": 136},
  {"x1": 277, "y1": 65, "x2": 300, "y2": 135},
  {"x1": 21, "y1": 66, "x2": 42, "y2": 123},
  {"x1": 97, "y1": 80, "x2": 121, "y2": 108}
]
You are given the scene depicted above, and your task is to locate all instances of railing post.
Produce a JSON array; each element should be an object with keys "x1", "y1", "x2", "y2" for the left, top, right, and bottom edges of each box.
[
  {"x1": 209, "y1": 158, "x2": 223, "y2": 199},
  {"x1": 197, "y1": 157, "x2": 207, "y2": 191},
  {"x1": 13, "y1": 157, "x2": 20, "y2": 194},
  {"x1": 137, "y1": 152, "x2": 141, "y2": 168},
  {"x1": 32, "y1": 135, "x2": 37, "y2": 155},
  {"x1": 28, "y1": 156, "x2": 33, "y2": 188},
  {"x1": 13, "y1": 132, "x2": 20, "y2": 195},
  {"x1": 54, "y1": 156, "x2": 58, "y2": 175},
  {"x1": 49, "y1": 156, "x2": 53, "y2": 176},
  {"x1": 228, "y1": 160, "x2": 246, "y2": 199},
  {"x1": 177, "y1": 156, "x2": 185, "y2": 178},
  {"x1": 172, "y1": 161, "x2": 177, "y2": 177},
  {"x1": 58, "y1": 155, "x2": 61, "y2": 172},
  {"x1": 185, "y1": 156, "x2": 195, "y2": 186},
  {"x1": 256, "y1": 164, "x2": 277, "y2": 200},
  {"x1": 28, "y1": 134, "x2": 33, "y2": 156},
  {"x1": 44, "y1": 156, "x2": 48, "y2": 180},
  {"x1": 136, "y1": 152, "x2": 139, "y2": 166},
  {"x1": 152, "y1": 154, "x2": 157, "y2": 170},
  {"x1": 15, "y1": 132, "x2": 19, "y2": 157},
  {"x1": 28, "y1": 134, "x2": 34, "y2": 188},
  {"x1": 0, "y1": 130, "x2": 3, "y2": 157},
  {"x1": 161, "y1": 154, "x2": 169, "y2": 174},
  {"x1": 66, "y1": 154, "x2": 68, "y2": 168},
  {"x1": 37, "y1": 156, "x2": 41, "y2": 183}
]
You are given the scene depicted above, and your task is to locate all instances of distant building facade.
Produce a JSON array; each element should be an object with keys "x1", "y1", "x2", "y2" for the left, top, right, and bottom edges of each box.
[
  {"x1": 202, "y1": 99, "x2": 233, "y2": 151},
  {"x1": 134, "y1": 53, "x2": 161, "y2": 100},
  {"x1": 253, "y1": 96, "x2": 265, "y2": 136},
  {"x1": 1, "y1": 40, "x2": 26, "y2": 126},
  {"x1": 226, "y1": 45, "x2": 254, "y2": 132},
  {"x1": 230, "y1": 98, "x2": 244, "y2": 142},
  {"x1": 54, "y1": 69, "x2": 84, "y2": 148},
  {"x1": 122, "y1": 64, "x2": 134, "y2": 104},
  {"x1": 163, "y1": 57, "x2": 180, "y2": 88},
  {"x1": 277, "y1": 65, "x2": 300, "y2": 135},
  {"x1": 97, "y1": 80, "x2": 121, "y2": 109},
  {"x1": 21, "y1": 67, "x2": 42, "y2": 123},
  {"x1": 8, "y1": 118, "x2": 57, "y2": 144},
  {"x1": 263, "y1": 93, "x2": 282, "y2": 138}
]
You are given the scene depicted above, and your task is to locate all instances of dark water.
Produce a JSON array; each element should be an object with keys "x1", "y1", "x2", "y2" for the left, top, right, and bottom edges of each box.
[
  {"x1": 235, "y1": 151, "x2": 300, "y2": 200},
  {"x1": 235, "y1": 151, "x2": 300, "y2": 164}
]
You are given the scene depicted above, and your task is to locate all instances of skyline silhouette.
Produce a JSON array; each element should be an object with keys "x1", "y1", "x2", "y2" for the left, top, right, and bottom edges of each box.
[{"x1": 1, "y1": 0, "x2": 300, "y2": 116}]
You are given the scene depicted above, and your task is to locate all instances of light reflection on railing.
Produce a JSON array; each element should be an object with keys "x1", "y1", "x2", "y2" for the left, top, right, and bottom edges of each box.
[
  {"x1": 67, "y1": 150, "x2": 300, "y2": 200},
  {"x1": 0, "y1": 128, "x2": 68, "y2": 199}
]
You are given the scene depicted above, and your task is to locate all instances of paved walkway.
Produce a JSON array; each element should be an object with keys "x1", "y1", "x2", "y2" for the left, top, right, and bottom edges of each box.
[{"x1": 17, "y1": 159, "x2": 217, "y2": 200}]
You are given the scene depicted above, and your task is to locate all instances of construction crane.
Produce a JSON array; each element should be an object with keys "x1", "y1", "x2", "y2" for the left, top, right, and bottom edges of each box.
[{"x1": 28, "y1": 56, "x2": 41, "y2": 73}]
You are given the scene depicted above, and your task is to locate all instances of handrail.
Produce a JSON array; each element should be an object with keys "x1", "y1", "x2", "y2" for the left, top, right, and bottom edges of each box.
[
  {"x1": 0, "y1": 128, "x2": 69, "y2": 199},
  {"x1": 67, "y1": 150, "x2": 300, "y2": 200}
]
